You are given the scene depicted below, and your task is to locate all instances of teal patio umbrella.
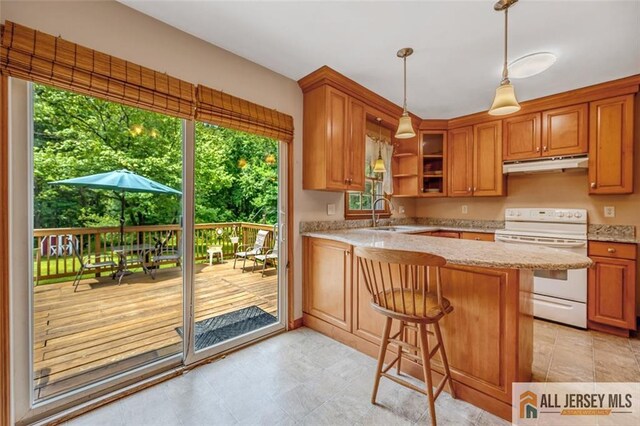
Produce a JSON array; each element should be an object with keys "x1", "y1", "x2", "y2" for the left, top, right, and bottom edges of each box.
[{"x1": 50, "y1": 169, "x2": 181, "y2": 246}]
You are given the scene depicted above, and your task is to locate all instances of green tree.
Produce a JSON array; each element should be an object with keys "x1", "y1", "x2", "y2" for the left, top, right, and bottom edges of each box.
[{"x1": 33, "y1": 84, "x2": 279, "y2": 229}]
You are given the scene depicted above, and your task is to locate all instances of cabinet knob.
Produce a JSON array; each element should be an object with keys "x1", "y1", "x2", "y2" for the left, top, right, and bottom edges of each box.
[
  {"x1": 467, "y1": 187, "x2": 472, "y2": 192},
  {"x1": 590, "y1": 182, "x2": 597, "y2": 189},
  {"x1": 474, "y1": 237, "x2": 480, "y2": 241},
  {"x1": 607, "y1": 248, "x2": 616, "y2": 253},
  {"x1": 543, "y1": 146, "x2": 548, "y2": 152},
  {"x1": 473, "y1": 187, "x2": 477, "y2": 192},
  {"x1": 536, "y1": 146, "x2": 540, "y2": 152}
]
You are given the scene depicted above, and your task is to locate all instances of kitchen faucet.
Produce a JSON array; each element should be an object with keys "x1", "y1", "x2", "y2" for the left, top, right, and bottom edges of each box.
[{"x1": 371, "y1": 197, "x2": 394, "y2": 227}]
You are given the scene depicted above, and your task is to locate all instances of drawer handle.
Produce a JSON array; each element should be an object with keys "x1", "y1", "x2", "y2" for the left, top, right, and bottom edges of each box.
[{"x1": 607, "y1": 248, "x2": 616, "y2": 253}]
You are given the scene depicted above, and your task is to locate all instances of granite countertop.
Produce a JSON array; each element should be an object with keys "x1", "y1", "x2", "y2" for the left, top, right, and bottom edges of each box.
[{"x1": 303, "y1": 228, "x2": 592, "y2": 270}]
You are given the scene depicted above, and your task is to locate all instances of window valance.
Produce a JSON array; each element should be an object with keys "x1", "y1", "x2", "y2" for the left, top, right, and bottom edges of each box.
[{"x1": 196, "y1": 85, "x2": 294, "y2": 142}]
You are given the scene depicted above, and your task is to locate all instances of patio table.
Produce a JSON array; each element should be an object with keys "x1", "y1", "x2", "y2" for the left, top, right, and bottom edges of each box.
[{"x1": 112, "y1": 243, "x2": 156, "y2": 282}]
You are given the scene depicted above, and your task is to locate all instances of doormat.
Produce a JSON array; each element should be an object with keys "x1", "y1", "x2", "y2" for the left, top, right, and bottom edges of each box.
[{"x1": 176, "y1": 306, "x2": 277, "y2": 351}]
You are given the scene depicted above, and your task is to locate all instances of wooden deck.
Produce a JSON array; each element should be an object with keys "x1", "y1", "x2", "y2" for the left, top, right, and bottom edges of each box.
[{"x1": 33, "y1": 260, "x2": 278, "y2": 400}]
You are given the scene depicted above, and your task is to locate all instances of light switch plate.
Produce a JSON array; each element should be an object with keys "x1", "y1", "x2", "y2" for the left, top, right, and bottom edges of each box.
[
  {"x1": 327, "y1": 203, "x2": 336, "y2": 215},
  {"x1": 462, "y1": 205, "x2": 468, "y2": 215},
  {"x1": 604, "y1": 206, "x2": 615, "y2": 218},
  {"x1": 399, "y1": 206, "x2": 405, "y2": 214}
]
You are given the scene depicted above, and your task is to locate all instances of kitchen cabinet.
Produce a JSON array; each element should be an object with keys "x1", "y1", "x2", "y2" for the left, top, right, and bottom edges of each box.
[
  {"x1": 588, "y1": 95, "x2": 634, "y2": 194},
  {"x1": 392, "y1": 135, "x2": 420, "y2": 197},
  {"x1": 541, "y1": 104, "x2": 588, "y2": 157},
  {"x1": 503, "y1": 105, "x2": 588, "y2": 161},
  {"x1": 447, "y1": 126, "x2": 474, "y2": 197},
  {"x1": 503, "y1": 113, "x2": 541, "y2": 161},
  {"x1": 302, "y1": 85, "x2": 365, "y2": 191},
  {"x1": 303, "y1": 237, "x2": 352, "y2": 331},
  {"x1": 587, "y1": 241, "x2": 637, "y2": 335},
  {"x1": 461, "y1": 232, "x2": 495, "y2": 242},
  {"x1": 473, "y1": 120, "x2": 504, "y2": 196},
  {"x1": 448, "y1": 122, "x2": 504, "y2": 197},
  {"x1": 420, "y1": 131, "x2": 447, "y2": 197}
]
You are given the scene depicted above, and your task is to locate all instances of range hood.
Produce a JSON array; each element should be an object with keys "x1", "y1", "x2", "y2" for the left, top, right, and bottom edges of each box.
[{"x1": 503, "y1": 155, "x2": 589, "y2": 174}]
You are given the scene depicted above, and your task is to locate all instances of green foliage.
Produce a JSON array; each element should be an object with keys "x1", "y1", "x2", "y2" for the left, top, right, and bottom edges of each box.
[{"x1": 33, "y1": 84, "x2": 279, "y2": 229}]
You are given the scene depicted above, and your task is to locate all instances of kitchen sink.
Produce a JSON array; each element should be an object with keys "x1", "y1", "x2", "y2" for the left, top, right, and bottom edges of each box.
[{"x1": 365, "y1": 226, "x2": 426, "y2": 233}]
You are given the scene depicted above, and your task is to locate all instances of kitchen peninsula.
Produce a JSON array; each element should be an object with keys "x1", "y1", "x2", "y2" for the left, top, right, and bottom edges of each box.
[{"x1": 302, "y1": 227, "x2": 591, "y2": 420}]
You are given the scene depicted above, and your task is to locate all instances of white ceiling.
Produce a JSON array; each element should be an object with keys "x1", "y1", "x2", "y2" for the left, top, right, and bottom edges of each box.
[{"x1": 120, "y1": 0, "x2": 640, "y2": 118}]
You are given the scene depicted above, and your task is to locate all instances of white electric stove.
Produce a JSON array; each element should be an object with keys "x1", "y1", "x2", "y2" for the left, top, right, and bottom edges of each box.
[{"x1": 495, "y1": 208, "x2": 588, "y2": 328}]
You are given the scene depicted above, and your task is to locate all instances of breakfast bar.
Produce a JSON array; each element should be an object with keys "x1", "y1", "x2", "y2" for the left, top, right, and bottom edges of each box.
[{"x1": 302, "y1": 227, "x2": 591, "y2": 420}]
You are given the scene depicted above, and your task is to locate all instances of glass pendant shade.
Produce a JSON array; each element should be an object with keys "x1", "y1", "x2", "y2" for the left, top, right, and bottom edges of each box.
[
  {"x1": 395, "y1": 113, "x2": 416, "y2": 139},
  {"x1": 373, "y1": 156, "x2": 386, "y2": 173},
  {"x1": 488, "y1": 82, "x2": 521, "y2": 116}
]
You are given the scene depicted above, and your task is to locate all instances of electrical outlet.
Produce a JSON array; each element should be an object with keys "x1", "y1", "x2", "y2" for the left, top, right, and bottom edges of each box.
[
  {"x1": 327, "y1": 204, "x2": 336, "y2": 216},
  {"x1": 399, "y1": 206, "x2": 405, "y2": 214},
  {"x1": 462, "y1": 205, "x2": 468, "y2": 215},
  {"x1": 604, "y1": 206, "x2": 615, "y2": 218}
]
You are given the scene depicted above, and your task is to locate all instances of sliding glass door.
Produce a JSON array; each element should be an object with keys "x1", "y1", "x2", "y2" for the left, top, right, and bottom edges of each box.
[
  {"x1": 30, "y1": 83, "x2": 185, "y2": 402},
  {"x1": 13, "y1": 80, "x2": 287, "y2": 422},
  {"x1": 184, "y1": 123, "x2": 286, "y2": 363}
]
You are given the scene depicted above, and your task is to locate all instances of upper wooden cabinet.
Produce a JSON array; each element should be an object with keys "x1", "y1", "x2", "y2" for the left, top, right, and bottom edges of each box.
[
  {"x1": 541, "y1": 103, "x2": 588, "y2": 157},
  {"x1": 448, "y1": 122, "x2": 504, "y2": 197},
  {"x1": 504, "y1": 105, "x2": 588, "y2": 161},
  {"x1": 420, "y1": 131, "x2": 447, "y2": 197},
  {"x1": 503, "y1": 113, "x2": 541, "y2": 161},
  {"x1": 448, "y1": 126, "x2": 474, "y2": 197},
  {"x1": 302, "y1": 85, "x2": 365, "y2": 191},
  {"x1": 473, "y1": 121, "x2": 504, "y2": 196},
  {"x1": 588, "y1": 95, "x2": 635, "y2": 195}
]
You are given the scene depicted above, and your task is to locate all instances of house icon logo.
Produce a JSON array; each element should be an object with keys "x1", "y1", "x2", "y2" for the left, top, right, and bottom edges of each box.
[{"x1": 520, "y1": 390, "x2": 538, "y2": 419}]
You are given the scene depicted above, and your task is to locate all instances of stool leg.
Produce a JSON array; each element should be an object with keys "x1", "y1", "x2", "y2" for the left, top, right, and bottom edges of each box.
[
  {"x1": 418, "y1": 323, "x2": 437, "y2": 426},
  {"x1": 434, "y1": 322, "x2": 455, "y2": 399},
  {"x1": 396, "y1": 321, "x2": 405, "y2": 375},
  {"x1": 372, "y1": 316, "x2": 392, "y2": 404}
]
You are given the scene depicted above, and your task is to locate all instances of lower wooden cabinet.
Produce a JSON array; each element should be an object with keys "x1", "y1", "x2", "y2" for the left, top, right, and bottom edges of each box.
[
  {"x1": 303, "y1": 237, "x2": 352, "y2": 331},
  {"x1": 587, "y1": 241, "x2": 637, "y2": 334},
  {"x1": 461, "y1": 232, "x2": 495, "y2": 241}
]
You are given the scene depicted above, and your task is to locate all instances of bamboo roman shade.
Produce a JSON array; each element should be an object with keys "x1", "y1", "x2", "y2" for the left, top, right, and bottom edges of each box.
[
  {"x1": 196, "y1": 85, "x2": 294, "y2": 142},
  {"x1": 0, "y1": 21, "x2": 195, "y2": 119}
]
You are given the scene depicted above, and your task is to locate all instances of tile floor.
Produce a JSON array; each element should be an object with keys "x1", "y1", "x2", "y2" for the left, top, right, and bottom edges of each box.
[{"x1": 66, "y1": 320, "x2": 640, "y2": 426}]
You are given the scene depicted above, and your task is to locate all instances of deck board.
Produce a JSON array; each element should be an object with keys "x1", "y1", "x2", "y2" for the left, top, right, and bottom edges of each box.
[{"x1": 33, "y1": 261, "x2": 278, "y2": 399}]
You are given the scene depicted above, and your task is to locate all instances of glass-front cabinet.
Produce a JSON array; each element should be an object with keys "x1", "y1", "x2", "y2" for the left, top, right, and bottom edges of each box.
[{"x1": 420, "y1": 131, "x2": 447, "y2": 197}]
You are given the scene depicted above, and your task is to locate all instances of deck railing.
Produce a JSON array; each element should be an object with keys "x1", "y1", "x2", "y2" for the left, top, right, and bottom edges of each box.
[{"x1": 33, "y1": 222, "x2": 275, "y2": 284}]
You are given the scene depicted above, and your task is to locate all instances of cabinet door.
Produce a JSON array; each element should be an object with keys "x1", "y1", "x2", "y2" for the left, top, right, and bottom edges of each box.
[
  {"x1": 447, "y1": 127, "x2": 473, "y2": 197},
  {"x1": 503, "y1": 113, "x2": 541, "y2": 160},
  {"x1": 588, "y1": 95, "x2": 634, "y2": 195},
  {"x1": 325, "y1": 87, "x2": 349, "y2": 190},
  {"x1": 303, "y1": 238, "x2": 352, "y2": 331},
  {"x1": 473, "y1": 120, "x2": 504, "y2": 197},
  {"x1": 588, "y1": 256, "x2": 636, "y2": 330},
  {"x1": 461, "y1": 232, "x2": 495, "y2": 241},
  {"x1": 541, "y1": 104, "x2": 588, "y2": 157},
  {"x1": 347, "y1": 98, "x2": 366, "y2": 191}
]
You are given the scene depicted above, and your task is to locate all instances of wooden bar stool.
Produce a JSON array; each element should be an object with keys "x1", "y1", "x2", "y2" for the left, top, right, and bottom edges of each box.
[{"x1": 355, "y1": 246, "x2": 455, "y2": 426}]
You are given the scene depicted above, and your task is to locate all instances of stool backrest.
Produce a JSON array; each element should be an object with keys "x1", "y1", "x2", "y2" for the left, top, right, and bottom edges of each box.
[{"x1": 354, "y1": 246, "x2": 447, "y2": 318}]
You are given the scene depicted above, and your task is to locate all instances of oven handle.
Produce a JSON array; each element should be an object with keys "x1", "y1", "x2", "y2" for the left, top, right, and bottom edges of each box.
[{"x1": 495, "y1": 236, "x2": 587, "y2": 249}]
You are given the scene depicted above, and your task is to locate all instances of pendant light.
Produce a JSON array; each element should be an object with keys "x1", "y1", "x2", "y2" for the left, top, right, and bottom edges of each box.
[
  {"x1": 489, "y1": 0, "x2": 521, "y2": 116},
  {"x1": 395, "y1": 48, "x2": 416, "y2": 139},
  {"x1": 373, "y1": 118, "x2": 386, "y2": 174}
]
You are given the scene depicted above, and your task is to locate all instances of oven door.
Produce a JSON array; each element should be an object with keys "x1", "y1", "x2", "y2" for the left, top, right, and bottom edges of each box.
[{"x1": 494, "y1": 235, "x2": 587, "y2": 302}]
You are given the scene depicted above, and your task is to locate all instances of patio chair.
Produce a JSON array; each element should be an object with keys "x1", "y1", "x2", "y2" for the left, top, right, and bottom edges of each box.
[
  {"x1": 69, "y1": 237, "x2": 118, "y2": 292},
  {"x1": 149, "y1": 235, "x2": 182, "y2": 279},
  {"x1": 234, "y1": 229, "x2": 269, "y2": 272},
  {"x1": 253, "y1": 247, "x2": 278, "y2": 277}
]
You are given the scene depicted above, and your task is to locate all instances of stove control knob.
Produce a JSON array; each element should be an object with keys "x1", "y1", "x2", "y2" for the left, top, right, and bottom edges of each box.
[
  {"x1": 557, "y1": 211, "x2": 564, "y2": 217},
  {"x1": 516, "y1": 211, "x2": 522, "y2": 217},
  {"x1": 567, "y1": 212, "x2": 574, "y2": 218},
  {"x1": 574, "y1": 212, "x2": 582, "y2": 219}
]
